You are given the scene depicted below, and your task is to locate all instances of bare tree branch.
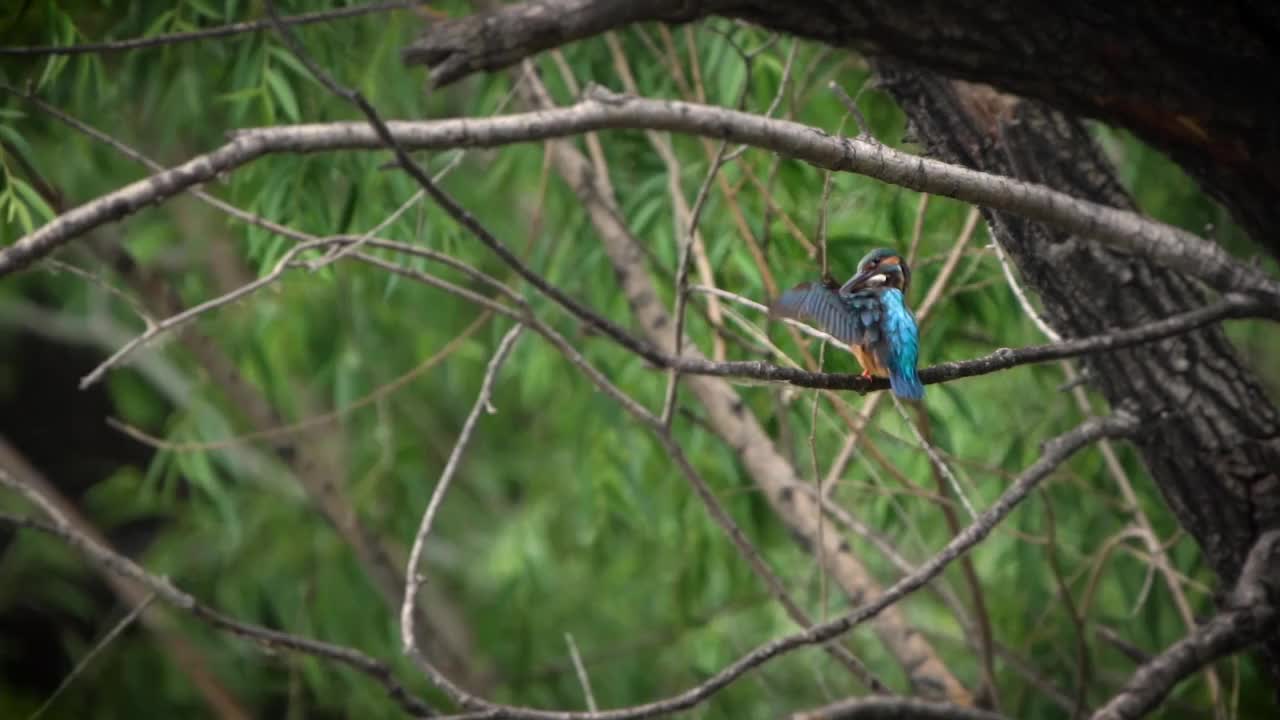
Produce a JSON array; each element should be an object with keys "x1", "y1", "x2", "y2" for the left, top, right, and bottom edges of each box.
[
  {"x1": 6, "y1": 91, "x2": 1276, "y2": 306},
  {"x1": 1091, "y1": 530, "x2": 1280, "y2": 720},
  {"x1": 0, "y1": 1, "x2": 417, "y2": 56},
  {"x1": 0, "y1": 469, "x2": 435, "y2": 718},
  {"x1": 402, "y1": 325, "x2": 524, "y2": 669}
]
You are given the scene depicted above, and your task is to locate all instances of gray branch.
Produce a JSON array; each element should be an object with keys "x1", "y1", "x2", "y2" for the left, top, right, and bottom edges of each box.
[{"x1": 5, "y1": 91, "x2": 1276, "y2": 305}]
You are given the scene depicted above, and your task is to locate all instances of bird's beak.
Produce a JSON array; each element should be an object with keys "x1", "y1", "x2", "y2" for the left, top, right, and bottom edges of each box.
[{"x1": 839, "y1": 269, "x2": 887, "y2": 294}]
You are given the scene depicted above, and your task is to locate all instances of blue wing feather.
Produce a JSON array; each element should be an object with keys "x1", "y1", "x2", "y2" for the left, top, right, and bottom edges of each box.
[
  {"x1": 773, "y1": 283, "x2": 889, "y2": 345},
  {"x1": 772, "y1": 282, "x2": 863, "y2": 343}
]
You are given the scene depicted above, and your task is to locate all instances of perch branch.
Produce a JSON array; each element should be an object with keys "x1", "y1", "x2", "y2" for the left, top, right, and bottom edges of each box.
[{"x1": 660, "y1": 293, "x2": 1267, "y2": 392}]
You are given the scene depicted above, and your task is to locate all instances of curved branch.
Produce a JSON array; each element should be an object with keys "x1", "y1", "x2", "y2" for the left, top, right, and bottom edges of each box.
[
  {"x1": 1091, "y1": 530, "x2": 1280, "y2": 720},
  {"x1": 5, "y1": 91, "x2": 1276, "y2": 305}
]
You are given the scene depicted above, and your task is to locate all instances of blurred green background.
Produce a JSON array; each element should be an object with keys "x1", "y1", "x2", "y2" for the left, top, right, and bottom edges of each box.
[{"x1": 1, "y1": 1, "x2": 1277, "y2": 718}]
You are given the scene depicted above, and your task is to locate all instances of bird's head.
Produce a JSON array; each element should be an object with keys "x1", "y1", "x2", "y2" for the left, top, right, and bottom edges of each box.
[{"x1": 840, "y1": 248, "x2": 911, "y2": 295}]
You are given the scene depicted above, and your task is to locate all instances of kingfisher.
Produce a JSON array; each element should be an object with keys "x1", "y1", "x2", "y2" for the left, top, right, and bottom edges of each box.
[{"x1": 771, "y1": 248, "x2": 924, "y2": 400}]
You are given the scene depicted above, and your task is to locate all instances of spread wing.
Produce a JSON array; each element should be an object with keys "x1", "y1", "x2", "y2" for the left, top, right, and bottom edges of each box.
[{"x1": 771, "y1": 282, "x2": 882, "y2": 345}]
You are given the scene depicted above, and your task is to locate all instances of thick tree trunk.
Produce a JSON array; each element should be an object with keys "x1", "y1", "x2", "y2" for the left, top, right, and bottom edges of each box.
[{"x1": 870, "y1": 60, "x2": 1280, "y2": 679}]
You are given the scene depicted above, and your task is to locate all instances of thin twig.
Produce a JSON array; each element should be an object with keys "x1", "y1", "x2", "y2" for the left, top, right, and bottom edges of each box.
[
  {"x1": 661, "y1": 138, "x2": 731, "y2": 427},
  {"x1": 827, "y1": 82, "x2": 871, "y2": 139},
  {"x1": 78, "y1": 238, "x2": 332, "y2": 388},
  {"x1": 41, "y1": 258, "x2": 157, "y2": 329},
  {"x1": 565, "y1": 633, "x2": 600, "y2": 713},
  {"x1": 907, "y1": 194, "x2": 931, "y2": 265},
  {"x1": 28, "y1": 593, "x2": 158, "y2": 720},
  {"x1": 106, "y1": 311, "x2": 492, "y2": 451},
  {"x1": 1042, "y1": 493, "x2": 1093, "y2": 719},
  {"x1": 991, "y1": 239, "x2": 1061, "y2": 341},
  {"x1": 401, "y1": 325, "x2": 524, "y2": 661},
  {"x1": 892, "y1": 395, "x2": 976, "y2": 518}
]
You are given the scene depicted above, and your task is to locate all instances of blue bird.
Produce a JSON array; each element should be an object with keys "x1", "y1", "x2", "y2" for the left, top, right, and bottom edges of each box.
[{"x1": 771, "y1": 248, "x2": 924, "y2": 400}]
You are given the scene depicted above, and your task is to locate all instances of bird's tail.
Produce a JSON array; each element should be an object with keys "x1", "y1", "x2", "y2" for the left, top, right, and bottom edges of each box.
[{"x1": 889, "y1": 364, "x2": 925, "y2": 401}]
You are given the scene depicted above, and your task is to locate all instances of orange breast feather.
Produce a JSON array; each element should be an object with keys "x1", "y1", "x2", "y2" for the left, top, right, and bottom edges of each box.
[{"x1": 851, "y1": 344, "x2": 889, "y2": 377}]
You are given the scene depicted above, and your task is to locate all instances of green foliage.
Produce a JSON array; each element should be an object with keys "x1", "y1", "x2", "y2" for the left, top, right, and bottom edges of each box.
[{"x1": 1, "y1": 2, "x2": 1277, "y2": 719}]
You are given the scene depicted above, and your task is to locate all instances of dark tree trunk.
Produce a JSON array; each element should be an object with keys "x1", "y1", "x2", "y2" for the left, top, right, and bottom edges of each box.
[{"x1": 871, "y1": 60, "x2": 1280, "y2": 679}]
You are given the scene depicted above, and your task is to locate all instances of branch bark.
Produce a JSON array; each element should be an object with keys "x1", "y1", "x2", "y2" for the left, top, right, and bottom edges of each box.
[{"x1": 6, "y1": 91, "x2": 1277, "y2": 307}]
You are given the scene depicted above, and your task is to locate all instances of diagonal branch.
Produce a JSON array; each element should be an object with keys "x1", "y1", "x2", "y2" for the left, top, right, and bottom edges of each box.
[
  {"x1": 5, "y1": 91, "x2": 1277, "y2": 306},
  {"x1": 401, "y1": 325, "x2": 524, "y2": 666},
  {"x1": 1091, "y1": 530, "x2": 1280, "y2": 720}
]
